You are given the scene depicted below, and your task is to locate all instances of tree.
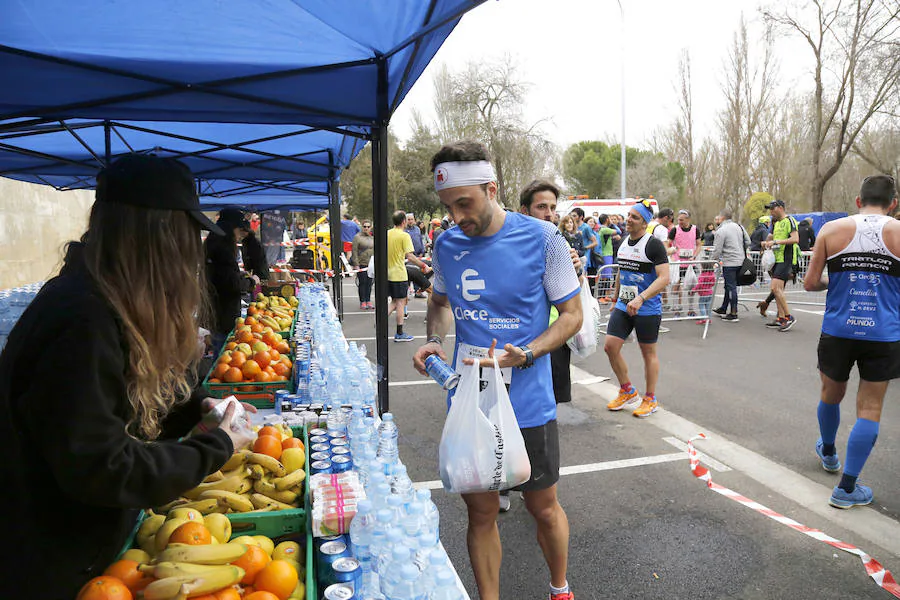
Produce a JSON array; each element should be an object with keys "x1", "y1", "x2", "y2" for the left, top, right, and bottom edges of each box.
[
  {"x1": 744, "y1": 191, "x2": 774, "y2": 225},
  {"x1": 764, "y1": 0, "x2": 900, "y2": 211},
  {"x1": 392, "y1": 111, "x2": 443, "y2": 220},
  {"x1": 561, "y1": 141, "x2": 621, "y2": 197},
  {"x1": 433, "y1": 59, "x2": 555, "y2": 206},
  {"x1": 339, "y1": 135, "x2": 406, "y2": 221}
]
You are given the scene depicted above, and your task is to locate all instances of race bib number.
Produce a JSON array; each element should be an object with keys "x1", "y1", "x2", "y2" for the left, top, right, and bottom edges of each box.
[
  {"x1": 679, "y1": 249, "x2": 694, "y2": 258},
  {"x1": 455, "y1": 343, "x2": 513, "y2": 385},
  {"x1": 619, "y1": 285, "x2": 638, "y2": 302}
]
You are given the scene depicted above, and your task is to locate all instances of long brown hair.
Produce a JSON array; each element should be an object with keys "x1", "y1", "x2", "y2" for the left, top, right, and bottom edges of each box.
[{"x1": 80, "y1": 201, "x2": 208, "y2": 439}]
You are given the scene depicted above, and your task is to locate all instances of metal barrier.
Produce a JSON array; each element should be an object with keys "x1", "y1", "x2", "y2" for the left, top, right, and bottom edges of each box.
[
  {"x1": 737, "y1": 250, "x2": 825, "y2": 308},
  {"x1": 591, "y1": 259, "x2": 721, "y2": 340}
]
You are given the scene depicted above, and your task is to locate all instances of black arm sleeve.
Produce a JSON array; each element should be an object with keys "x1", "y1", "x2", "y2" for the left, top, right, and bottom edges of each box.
[
  {"x1": 18, "y1": 309, "x2": 232, "y2": 509},
  {"x1": 646, "y1": 237, "x2": 669, "y2": 265},
  {"x1": 668, "y1": 227, "x2": 677, "y2": 241}
]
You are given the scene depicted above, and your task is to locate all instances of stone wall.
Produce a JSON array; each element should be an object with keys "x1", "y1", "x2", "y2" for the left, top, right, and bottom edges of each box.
[{"x1": 0, "y1": 178, "x2": 94, "y2": 290}]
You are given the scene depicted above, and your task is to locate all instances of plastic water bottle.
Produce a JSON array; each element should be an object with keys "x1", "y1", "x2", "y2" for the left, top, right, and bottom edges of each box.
[
  {"x1": 399, "y1": 501, "x2": 425, "y2": 541},
  {"x1": 429, "y1": 567, "x2": 464, "y2": 600},
  {"x1": 373, "y1": 508, "x2": 396, "y2": 539},
  {"x1": 413, "y1": 530, "x2": 439, "y2": 570},
  {"x1": 380, "y1": 545, "x2": 413, "y2": 598},
  {"x1": 386, "y1": 562, "x2": 425, "y2": 600},
  {"x1": 372, "y1": 483, "x2": 393, "y2": 513},
  {"x1": 391, "y1": 465, "x2": 415, "y2": 508},
  {"x1": 416, "y1": 489, "x2": 440, "y2": 542},
  {"x1": 350, "y1": 499, "x2": 375, "y2": 568},
  {"x1": 364, "y1": 417, "x2": 379, "y2": 454},
  {"x1": 386, "y1": 494, "x2": 406, "y2": 523},
  {"x1": 374, "y1": 530, "x2": 405, "y2": 578},
  {"x1": 377, "y1": 414, "x2": 399, "y2": 454}
]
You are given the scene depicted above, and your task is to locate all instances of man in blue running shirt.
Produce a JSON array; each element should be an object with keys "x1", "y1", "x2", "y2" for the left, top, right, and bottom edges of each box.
[
  {"x1": 805, "y1": 175, "x2": 900, "y2": 509},
  {"x1": 413, "y1": 141, "x2": 582, "y2": 600}
]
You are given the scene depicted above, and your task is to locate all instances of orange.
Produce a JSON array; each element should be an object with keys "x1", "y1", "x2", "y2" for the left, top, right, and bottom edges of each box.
[
  {"x1": 229, "y1": 351, "x2": 247, "y2": 368},
  {"x1": 214, "y1": 589, "x2": 242, "y2": 600},
  {"x1": 253, "y1": 435, "x2": 282, "y2": 460},
  {"x1": 231, "y1": 544, "x2": 271, "y2": 585},
  {"x1": 269, "y1": 348, "x2": 281, "y2": 362},
  {"x1": 209, "y1": 378, "x2": 221, "y2": 383},
  {"x1": 218, "y1": 353, "x2": 232, "y2": 364},
  {"x1": 245, "y1": 316, "x2": 258, "y2": 326},
  {"x1": 272, "y1": 362, "x2": 290, "y2": 377},
  {"x1": 263, "y1": 332, "x2": 280, "y2": 347},
  {"x1": 275, "y1": 375, "x2": 287, "y2": 382},
  {"x1": 257, "y1": 426, "x2": 281, "y2": 440},
  {"x1": 255, "y1": 370, "x2": 273, "y2": 383},
  {"x1": 103, "y1": 560, "x2": 150, "y2": 594},
  {"x1": 76, "y1": 576, "x2": 133, "y2": 600},
  {"x1": 247, "y1": 305, "x2": 259, "y2": 316},
  {"x1": 251, "y1": 323, "x2": 264, "y2": 334},
  {"x1": 225, "y1": 341, "x2": 237, "y2": 351},
  {"x1": 281, "y1": 438, "x2": 303, "y2": 450},
  {"x1": 223, "y1": 367, "x2": 244, "y2": 383},
  {"x1": 237, "y1": 329, "x2": 254, "y2": 344},
  {"x1": 275, "y1": 342, "x2": 290, "y2": 355},
  {"x1": 253, "y1": 560, "x2": 298, "y2": 600},
  {"x1": 169, "y1": 521, "x2": 212, "y2": 546},
  {"x1": 242, "y1": 360, "x2": 262, "y2": 379},
  {"x1": 213, "y1": 363, "x2": 230, "y2": 379},
  {"x1": 253, "y1": 351, "x2": 271, "y2": 369},
  {"x1": 244, "y1": 592, "x2": 280, "y2": 600}
]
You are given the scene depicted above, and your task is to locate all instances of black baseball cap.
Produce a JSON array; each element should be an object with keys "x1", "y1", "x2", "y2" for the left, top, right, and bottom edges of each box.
[
  {"x1": 765, "y1": 199, "x2": 785, "y2": 209},
  {"x1": 96, "y1": 154, "x2": 224, "y2": 236},
  {"x1": 217, "y1": 207, "x2": 251, "y2": 231}
]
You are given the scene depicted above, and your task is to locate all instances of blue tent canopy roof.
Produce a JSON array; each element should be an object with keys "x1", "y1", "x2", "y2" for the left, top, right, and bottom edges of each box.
[{"x1": 0, "y1": 0, "x2": 485, "y2": 128}]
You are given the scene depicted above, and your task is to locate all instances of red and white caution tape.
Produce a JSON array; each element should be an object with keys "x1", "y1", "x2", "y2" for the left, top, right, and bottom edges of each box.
[{"x1": 688, "y1": 434, "x2": 900, "y2": 598}]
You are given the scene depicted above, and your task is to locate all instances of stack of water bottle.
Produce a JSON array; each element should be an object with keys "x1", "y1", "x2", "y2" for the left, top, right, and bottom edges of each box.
[
  {"x1": 0, "y1": 283, "x2": 43, "y2": 351},
  {"x1": 316, "y1": 412, "x2": 464, "y2": 600}
]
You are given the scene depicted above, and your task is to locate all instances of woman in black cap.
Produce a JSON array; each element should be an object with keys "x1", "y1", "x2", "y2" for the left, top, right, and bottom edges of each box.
[
  {"x1": 204, "y1": 207, "x2": 261, "y2": 355},
  {"x1": 0, "y1": 154, "x2": 255, "y2": 599}
]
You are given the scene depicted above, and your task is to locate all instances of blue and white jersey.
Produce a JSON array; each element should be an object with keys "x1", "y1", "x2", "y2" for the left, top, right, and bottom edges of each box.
[
  {"x1": 432, "y1": 212, "x2": 580, "y2": 428},
  {"x1": 823, "y1": 214, "x2": 900, "y2": 342},
  {"x1": 614, "y1": 232, "x2": 667, "y2": 316}
]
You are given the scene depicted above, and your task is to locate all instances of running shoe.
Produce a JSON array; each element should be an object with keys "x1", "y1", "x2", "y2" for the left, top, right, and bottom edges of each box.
[
  {"x1": 766, "y1": 318, "x2": 786, "y2": 328},
  {"x1": 712, "y1": 307, "x2": 727, "y2": 317},
  {"x1": 498, "y1": 491, "x2": 511, "y2": 513},
  {"x1": 829, "y1": 484, "x2": 873, "y2": 509},
  {"x1": 815, "y1": 438, "x2": 842, "y2": 473},
  {"x1": 415, "y1": 292, "x2": 428, "y2": 298},
  {"x1": 632, "y1": 396, "x2": 658, "y2": 418},
  {"x1": 366, "y1": 302, "x2": 374, "y2": 309},
  {"x1": 722, "y1": 314, "x2": 739, "y2": 323},
  {"x1": 360, "y1": 302, "x2": 367, "y2": 310},
  {"x1": 659, "y1": 326, "x2": 671, "y2": 334},
  {"x1": 393, "y1": 333, "x2": 414, "y2": 343},
  {"x1": 687, "y1": 311, "x2": 697, "y2": 317},
  {"x1": 757, "y1": 301, "x2": 769, "y2": 317},
  {"x1": 778, "y1": 315, "x2": 796, "y2": 332},
  {"x1": 607, "y1": 388, "x2": 640, "y2": 411},
  {"x1": 549, "y1": 592, "x2": 574, "y2": 600},
  {"x1": 696, "y1": 319, "x2": 709, "y2": 325}
]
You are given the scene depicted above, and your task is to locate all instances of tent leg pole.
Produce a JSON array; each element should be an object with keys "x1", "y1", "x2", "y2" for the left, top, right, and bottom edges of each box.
[
  {"x1": 329, "y1": 184, "x2": 343, "y2": 320},
  {"x1": 372, "y1": 123, "x2": 389, "y2": 415}
]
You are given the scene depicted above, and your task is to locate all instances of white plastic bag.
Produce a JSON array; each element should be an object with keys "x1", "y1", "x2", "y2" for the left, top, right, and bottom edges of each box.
[
  {"x1": 366, "y1": 255, "x2": 375, "y2": 279},
  {"x1": 682, "y1": 265, "x2": 698, "y2": 292},
  {"x1": 669, "y1": 261, "x2": 681, "y2": 284},
  {"x1": 439, "y1": 358, "x2": 531, "y2": 494},
  {"x1": 761, "y1": 249, "x2": 776, "y2": 273},
  {"x1": 568, "y1": 279, "x2": 602, "y2": 359}
]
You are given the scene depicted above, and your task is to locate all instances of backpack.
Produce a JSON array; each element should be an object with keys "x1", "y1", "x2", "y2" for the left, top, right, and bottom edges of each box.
[{"x1": 736, "y1": 224, "x2": 757, "y2": 286}]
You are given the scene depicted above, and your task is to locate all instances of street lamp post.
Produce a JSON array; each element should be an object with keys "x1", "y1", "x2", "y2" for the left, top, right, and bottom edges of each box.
[{"x1": 617, "y1": 0, "x2": 626, "y2": 200}]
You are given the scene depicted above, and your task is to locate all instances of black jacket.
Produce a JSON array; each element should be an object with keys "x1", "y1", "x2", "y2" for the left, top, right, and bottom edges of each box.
[
  {"x1": 750, "y1": 223, "x2": 769, "y2": 251},
  {"x1": 241, "y1": 232, "x2": 269, "y2": 280},
  {"x1": 0, "y1": 244, "x2": 232, "y2": 599},
  {"x1": 205, "y1": 231, "x2": 250, "y2": 334},
  {"x1": 798, "y1": 221, "x2": 816, "y2": 251}
]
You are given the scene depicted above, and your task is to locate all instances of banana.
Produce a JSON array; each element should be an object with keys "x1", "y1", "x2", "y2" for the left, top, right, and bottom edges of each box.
[
  {"x1": 174, "y1": 498, "x2": 220, "y2": 515},
  {"x1": 220, "y1": 450, "x2": 249, "y2": 472},
  {"x1": 250, "y1": 493, "x2": 295, "y2": 512},
  {"x1": 253, "y1": 479, "x2": 298, "y2": 504},
  {"x1": 235, "y1": 477, "x2": 253, "y2": 494},
  {"x1": 221, "y1": 465, "x2": 252, "y2": 480},
  {"x1": 260, "y1": 316, "x2": 280, "y2": 329},
  {"x1": 203, "y1": 471, "x2": 225, "y2": 483},
  {"x1": 246, "y1": 506, "x2": 276, "y2": 513},
  {"x1": 136, "y1": 514, "x2": 167, "y2": 555},
  {"x1": 155, "y1": 542, "x2": 248, "y2": 565},
  {"x1": 273, "y1": 469, "x2": 306, "y2": 491},
  {"x1": 247, "y1": 453, "x2": 287, "y2": 477},
  {"x1": 141, "y1": 566, "x2": 245, "y2": 600},
  {"x1": 247, "y1": 464, "x2": 266, "y2": 480},
  {"x1": 141, "y1": 561, "x2": 241, "y2": 580},
  {"x1": 153, "y1": 498, "x2": 190, "y2": 514},
  {"x1": 200, "y1": 490, "x2": 255, "y2": 512},
  {"x1": 183, "y1": 475, "x2": 245, "y2": 500}
]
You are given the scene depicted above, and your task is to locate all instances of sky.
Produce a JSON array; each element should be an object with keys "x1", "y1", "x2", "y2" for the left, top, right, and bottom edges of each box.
[{"x1": 392, "y1": 0, "x2": 811, "y2": 151}]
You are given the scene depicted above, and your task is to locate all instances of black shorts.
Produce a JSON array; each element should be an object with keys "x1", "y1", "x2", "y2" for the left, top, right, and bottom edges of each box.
[
  {"x1": 606, "y1": 308, "x2": 662, "y2": 344},
  {"x1": 406, "y1": 265, "x2": 432, "y2": 291},
  {"x1": 771, "y1": 261, "x2": 794, "y2": 281},
  {"x1": 818, "y1": 333, "x2": 900, "y2": 382},
  {"x1": 387, "y1": 280, "x2": 409, "y2": 300},
  {"x1": 511, "y1": 419, "x2": 560, "y2": 492}
]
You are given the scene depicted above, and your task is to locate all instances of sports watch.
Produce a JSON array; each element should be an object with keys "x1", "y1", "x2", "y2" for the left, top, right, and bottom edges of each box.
[{"x1": 517, "y1": 345, "x2": 534, "y2": 369}]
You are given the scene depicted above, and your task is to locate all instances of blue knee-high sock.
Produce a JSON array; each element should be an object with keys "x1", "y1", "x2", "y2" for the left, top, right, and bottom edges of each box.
[
  {"x1": 817, "y1": 401, "x2": 840, "y2": 456},
  {"x1": 839, "y1": 418, "x2": 879, "y2": 493}
]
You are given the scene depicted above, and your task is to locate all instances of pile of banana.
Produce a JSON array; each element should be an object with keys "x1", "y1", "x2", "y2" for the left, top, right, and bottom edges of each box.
[
  {"x1": 154, "y1": 450, "x2": 306, "y2": 515},
  {"x1": 139, "y1": 543, "x2": 249, "y2": 599}
]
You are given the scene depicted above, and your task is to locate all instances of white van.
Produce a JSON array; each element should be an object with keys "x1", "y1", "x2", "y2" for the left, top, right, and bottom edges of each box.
[{"x1": 556, "y1": 197, "x2": 660, "y2": 220}]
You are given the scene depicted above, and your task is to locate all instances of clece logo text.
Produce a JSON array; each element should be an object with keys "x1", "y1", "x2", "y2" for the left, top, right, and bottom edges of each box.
[{"x1": 460, "y1": 268, "x2": 486, "y2": 301}]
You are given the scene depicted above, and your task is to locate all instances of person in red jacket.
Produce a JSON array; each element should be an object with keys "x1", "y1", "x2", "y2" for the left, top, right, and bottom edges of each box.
[{"x1": 0, "y1": 154, "x2": 255, "y2": 599}]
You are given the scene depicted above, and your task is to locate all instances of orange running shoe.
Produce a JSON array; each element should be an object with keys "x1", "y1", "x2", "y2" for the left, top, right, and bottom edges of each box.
[
  {"x1": 632, "y1": 396, "x2": 659, "y2": 418},
  {"x1": 607, "y1": 388, "x2": 640, "y2": 411}
]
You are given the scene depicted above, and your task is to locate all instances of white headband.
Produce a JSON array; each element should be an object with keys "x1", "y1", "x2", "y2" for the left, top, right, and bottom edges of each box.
[{"x1": 433, "y1": 160, "x2": 496, "y2": 192}]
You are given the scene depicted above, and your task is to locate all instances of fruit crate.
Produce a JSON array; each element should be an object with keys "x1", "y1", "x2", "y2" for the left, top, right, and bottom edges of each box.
[
  {"x1": 202, "y1": 329, "x2": 294, "y2": 409},
  {"x1": 116, "y1": 509, "x2": 146, "y2": 559}
]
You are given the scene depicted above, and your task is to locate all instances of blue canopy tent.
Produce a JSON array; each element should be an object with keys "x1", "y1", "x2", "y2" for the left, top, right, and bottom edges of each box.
[{"x1": 0, "y1": 0, "x2": 489, "y2": 411}]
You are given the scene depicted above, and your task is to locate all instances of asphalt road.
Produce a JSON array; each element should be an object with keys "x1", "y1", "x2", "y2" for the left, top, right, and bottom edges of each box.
[{"x1": 335, "y1": 279, "x2": 899, "y2": 600}]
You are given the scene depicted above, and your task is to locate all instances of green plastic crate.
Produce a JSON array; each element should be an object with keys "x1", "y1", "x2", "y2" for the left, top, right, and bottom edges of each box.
[
  {"x1": 202, "y1": 327, "x2": 293, "y2": 409},
  {"x1": 116, "y1": 509, "x2": 146, "y2": 559}
]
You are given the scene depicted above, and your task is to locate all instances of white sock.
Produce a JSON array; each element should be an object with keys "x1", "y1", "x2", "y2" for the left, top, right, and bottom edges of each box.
[{"x1": 550, "y1": 581, "x2": 569, "y2": 595}]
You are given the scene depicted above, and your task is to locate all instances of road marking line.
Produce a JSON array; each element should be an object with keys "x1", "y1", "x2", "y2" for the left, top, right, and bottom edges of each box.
[
  {"x1": 793, "y1": 308, "x2": 825, "y2": 316},
  {"x1": 343, "y1": 310, "x2": 427, "y2": 316},
  {"x1": 390, "y1": 380, "x2": 437, "y2": 387},
  {"x1": 575, "y1": 376, "x2": 609, "y2": 385},
  {"x1": 388, "y1": 369, "x2": 603, "y2": 388},
  {"x1": 662, "y1": 436, "x2": 732, "y2": 472},
  {"x1": 347, "y1": 333, "x2": 454, "y2": 342},
  {"x1": 413, "y1": 451, "x2": 689, "y2": 490}
]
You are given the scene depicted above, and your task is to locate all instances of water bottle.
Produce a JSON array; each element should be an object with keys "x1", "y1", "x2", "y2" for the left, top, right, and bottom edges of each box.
[
  {"x1": 429, "y1": 567, "x2": 463, "y2": 600},
  {"x1": 374, "y1": 529, "x2": 405, "y2": 579},
  {"x1": 416, "y1": 489, "x2": 440, "y2": 542},
  {"x1": 364, "y1": 417, "x2": 379, "y2": 455},
  {"x1": 377, "y1": 414, "x2": 399, "y2": 453},
  {"x1": 386, "y1": 494, "x2": 406, "y2": 524},
  {"x1": 414, "y1": 531, "x2": 441, "y2": 570},
  {"x1": 372, "y1": 483, "x2": 393, "y2": 513},
  {"x1": 399, "y1": 502, "x2": 425, "y2": 541},
  {"x1": 373, "y1": 508, "x2": 395, "y2": 539},
  {"x1": 349, "y1": 499, "x2": 375, "y2": 568},
  {"x1": 391, "y1": 465, "x2": 415, "y2": 508},
  {"x1": 380, "y1": 545, "x2": 413, "y2": 598},
  {"x1": 386, "y1": 562, "x2": 425, "y2": 600}
]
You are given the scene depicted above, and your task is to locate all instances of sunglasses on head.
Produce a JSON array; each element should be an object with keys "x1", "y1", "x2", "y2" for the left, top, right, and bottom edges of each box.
[{"x1": 640, "y1": 199, "x2": 653, "y2": 208}]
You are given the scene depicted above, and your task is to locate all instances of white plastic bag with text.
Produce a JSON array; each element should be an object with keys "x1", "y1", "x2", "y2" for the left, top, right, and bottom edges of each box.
[
  {"x1": 439, "y1": 358, "x2": 531, "y2": 494},
  {"x1": 568, "y1": 279, "x2": 601, "y2": 359}
]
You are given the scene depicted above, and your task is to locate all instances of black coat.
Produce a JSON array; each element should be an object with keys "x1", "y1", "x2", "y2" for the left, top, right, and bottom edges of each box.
[
  {"x1": 205, "y1": 231, "x2": 251, "y2": 334},
  {"x1": 0, "y1": 244, "x2": 232, "y2": 599},
  {"x1": 750, "y1": 223, "x2": 769, "y2": 251},
  {"x1": 241, "y1": 231, "x2": 269, "y2": 280},
  {"x1": 798, "y1": 221, "x2": 816, "y2": 251}
]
